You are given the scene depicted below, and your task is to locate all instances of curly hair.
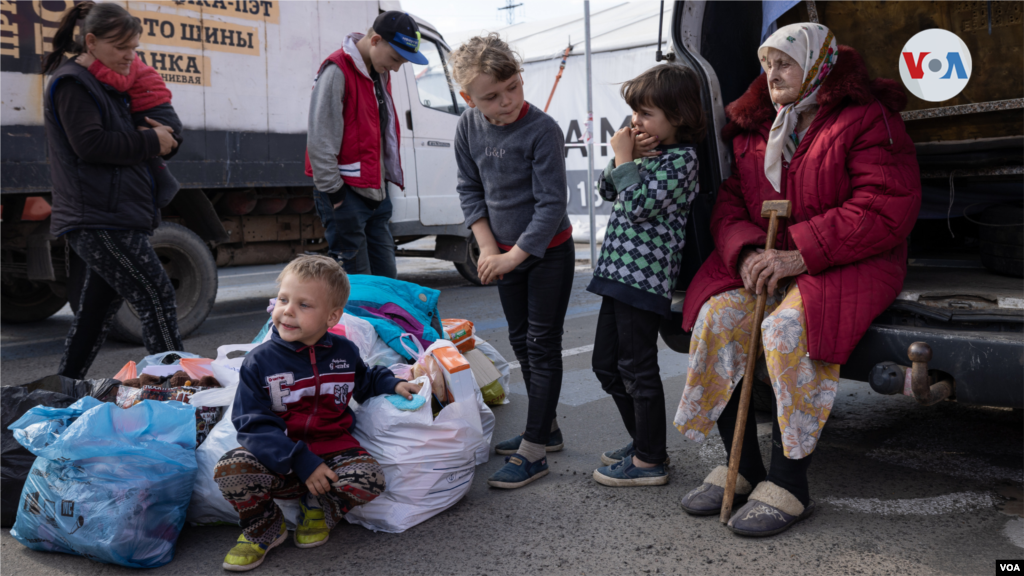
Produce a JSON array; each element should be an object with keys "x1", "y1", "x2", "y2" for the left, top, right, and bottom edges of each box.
[{"x1": 448, "y1": 33, "x2": 523, "y2": 90}]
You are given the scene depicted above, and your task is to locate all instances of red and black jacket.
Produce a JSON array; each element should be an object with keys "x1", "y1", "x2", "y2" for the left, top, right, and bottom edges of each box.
[{"x1": 232, "y1": 326, "x2": 400, "y2": 481}]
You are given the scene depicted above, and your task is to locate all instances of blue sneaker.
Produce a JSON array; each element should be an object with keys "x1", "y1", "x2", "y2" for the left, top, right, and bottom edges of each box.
[
  {"x1": 600, "y1": 441, "x2": 634, "y2": 465},
  {"x1": 494, "y1": 429, "x2": 564, "y2": 455},
  {"x1": 487, "y1": 454, "x2": 549, "y2": 489},
  {"x1": 593, "y1": 455, "x2": 668, "y2": 487},
  {"x1": 600, "y1": 442, "x2": 671, "y2": 466}
]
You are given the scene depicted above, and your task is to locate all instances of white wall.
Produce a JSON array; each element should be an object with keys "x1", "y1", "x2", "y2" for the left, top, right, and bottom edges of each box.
[{"x1": 520, "y1": 44, "x2": 665, "y2": 242}]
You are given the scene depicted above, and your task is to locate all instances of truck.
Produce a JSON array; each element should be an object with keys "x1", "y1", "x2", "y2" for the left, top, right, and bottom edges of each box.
[
  {"x1": 661, "y1": 0, "x2": 1023, "y2": 409},
  {"x1": 0, "y1": 0, "x2": 479, "y2": 343}
]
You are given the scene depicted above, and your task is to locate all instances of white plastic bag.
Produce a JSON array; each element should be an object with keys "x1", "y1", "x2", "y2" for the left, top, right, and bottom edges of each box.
[
  {"x1": 185, "y1": 401, "x2": 301, "y2": 529},
  {"x1": 259, "y1": 314, "x2": 403, "y2": 367},
  {"x1": 472, "y1": 336, "x2": 511, "y2": 405},
  {"x1": 346, "y1": 340, "x2": 493, "y2": 534},
  {"x1": 186, "y1": 403, "x2": 239, "y2": 526},
  {"x1": 213, "y1": 343, "x2": 259, "y2": 372}
]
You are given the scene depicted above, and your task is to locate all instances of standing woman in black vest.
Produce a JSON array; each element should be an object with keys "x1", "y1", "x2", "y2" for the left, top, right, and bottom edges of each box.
[{"x1": 43, "y1": 2, "x2": 184, "y2": 378}]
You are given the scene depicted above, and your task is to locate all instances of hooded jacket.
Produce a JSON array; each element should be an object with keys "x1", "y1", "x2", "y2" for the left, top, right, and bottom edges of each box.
[
  {"x1": 232, "y1": 326, "x2": 401, "y2": 481},
  {"x1": 681, "y1": 45, "x2": 921, "y2": 365}
]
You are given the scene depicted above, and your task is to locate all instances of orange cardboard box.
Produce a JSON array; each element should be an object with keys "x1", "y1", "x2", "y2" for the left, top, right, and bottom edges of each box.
[{"x1": 441, "y1": 319, "x2": 475, "y2": 353}]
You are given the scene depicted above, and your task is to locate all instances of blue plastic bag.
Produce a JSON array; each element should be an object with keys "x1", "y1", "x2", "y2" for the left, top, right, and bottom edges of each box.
[
  {"x1": 136, "y1": 350, "x2": 202, "y2": 373},
  {"x1": 9, "y1": 397, "x2": 198, "y2": 568}
]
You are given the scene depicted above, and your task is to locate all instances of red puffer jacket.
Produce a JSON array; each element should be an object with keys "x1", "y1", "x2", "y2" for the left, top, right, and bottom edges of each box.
[{"x1": 682, "y1": 45, "x2": 921, "y2": 365}]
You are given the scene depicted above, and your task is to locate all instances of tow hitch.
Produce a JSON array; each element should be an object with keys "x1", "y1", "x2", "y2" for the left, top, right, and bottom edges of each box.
[{"x1": 868, "y1": 342, "x2": 956, "y2": 406}]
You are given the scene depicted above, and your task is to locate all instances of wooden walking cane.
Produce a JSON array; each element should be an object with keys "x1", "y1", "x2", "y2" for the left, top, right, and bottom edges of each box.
[{"x1": 719, "y1": 199, "x2": 792, "y2": 524}]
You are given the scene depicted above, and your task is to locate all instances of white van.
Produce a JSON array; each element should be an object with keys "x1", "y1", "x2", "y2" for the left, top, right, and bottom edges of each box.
[{"x1": 0, "y1": 0, "x2": 476, "y2": 342}]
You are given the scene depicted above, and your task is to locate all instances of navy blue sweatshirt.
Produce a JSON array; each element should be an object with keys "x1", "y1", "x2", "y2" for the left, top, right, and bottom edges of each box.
[{"x1": 232, "y1": 326, "x2": 400, "y2": 481}]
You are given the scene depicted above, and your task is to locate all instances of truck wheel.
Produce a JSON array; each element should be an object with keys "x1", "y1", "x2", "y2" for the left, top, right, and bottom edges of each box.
[
  {"x1": 108, "y1": 223, "x2": 218, "y2": 344},
  {"x1": 454, "y1": 234, "x2": 483, "y2": 286},
  {"x1": 0, "y1": 277, "x2": 67, "y2": 323}
]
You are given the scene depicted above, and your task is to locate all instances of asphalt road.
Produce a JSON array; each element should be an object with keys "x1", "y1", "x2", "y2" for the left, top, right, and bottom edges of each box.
[{"x1": 2, "y1": 252, "x2": 1022, "y2": 575}]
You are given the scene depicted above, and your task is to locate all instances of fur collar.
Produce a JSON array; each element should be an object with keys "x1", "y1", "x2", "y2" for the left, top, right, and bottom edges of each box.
[{"x1": 721, "y1": 45, "x2": 907, "y2": 141}]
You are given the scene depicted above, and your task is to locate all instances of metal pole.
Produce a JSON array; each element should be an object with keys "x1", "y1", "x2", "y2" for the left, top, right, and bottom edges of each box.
[{"x1": 584, "y1": 0, "x2": 597, "y2": 267}]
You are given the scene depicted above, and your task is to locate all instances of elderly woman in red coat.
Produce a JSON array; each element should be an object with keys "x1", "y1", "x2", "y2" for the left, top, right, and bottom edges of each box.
[{"x1": 673, "y1": 23, "x2": 920, "y2": 537}]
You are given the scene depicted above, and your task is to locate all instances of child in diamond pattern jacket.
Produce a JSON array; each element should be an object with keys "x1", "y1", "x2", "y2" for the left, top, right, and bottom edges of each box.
[{"x1": 589, "y1": 64, "x2": 705, "y2": 487}]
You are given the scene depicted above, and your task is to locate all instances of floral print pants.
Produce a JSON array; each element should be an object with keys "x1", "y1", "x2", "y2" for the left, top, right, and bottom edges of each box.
[{"x1": 673, "y1": 284, "x2": 840, "y2": 459}]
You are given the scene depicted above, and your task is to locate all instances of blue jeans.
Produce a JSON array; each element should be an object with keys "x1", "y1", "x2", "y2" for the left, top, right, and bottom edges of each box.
[{"x1": 313, "y1": 188, "x2": 397, "y2": 278}]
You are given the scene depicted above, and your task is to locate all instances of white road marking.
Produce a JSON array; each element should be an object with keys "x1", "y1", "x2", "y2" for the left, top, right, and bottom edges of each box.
[
  {"x1": 1005, "y1": 518, "x2": 1024, "y2": 549},
  {"x1": 507, "y1": 348, "x2": 690, "y2": 407},
  {"x1": 823, "y1": 491, "x2": 995, "y2": 516},
  {"x1": 866, "y1": 448, "x2": 1024, "y2": 483},
  {"x1": 0, "y1": 335, "x2": 66, "y2": 347},
  {"x1": 507, "y1": 344, "x2": 595, "y2": 370}
]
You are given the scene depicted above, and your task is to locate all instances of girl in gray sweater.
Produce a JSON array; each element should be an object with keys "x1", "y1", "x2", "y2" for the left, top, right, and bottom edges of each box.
[{"x1": 451, "y1": 34, "x2": 573, "y2": 490}]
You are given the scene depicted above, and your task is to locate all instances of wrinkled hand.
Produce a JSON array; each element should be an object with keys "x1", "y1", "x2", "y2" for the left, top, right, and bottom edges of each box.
[
  {"x1": 747, "y1": 249, "x2": 807, "y2": 296},
  {"x1": 478, "y1": 252, "x2": 519, "y2": 285},
  {"x1": 631, "y1": 129, "x2": 660, "y2": 159},
  {"x1": 305, "y1": 463, "x2": 338, "y2": 496},
  {"x1": 137, "y1": 117, "x2": 178, "y2": 156},
  {"x1": 394, "y1": 380, "x2": 422, "y2": 400},
  {"x1": 738, "y1": 247, "x2": 764, "y2": 293}
]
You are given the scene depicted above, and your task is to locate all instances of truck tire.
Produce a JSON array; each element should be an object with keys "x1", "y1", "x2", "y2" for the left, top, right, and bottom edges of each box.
[
  {"x1": 454, "y1": 234, "x2": 483, "y2": 286},
  {"x1": 0, "y1": 278, "x2": 66, "y2": 323},
  {"x1": 108, "y1": 223, "x2": 218, "y2": 344},
  {"x1": 977, "y1": 205, "x2": 1024, "y2": 278}
]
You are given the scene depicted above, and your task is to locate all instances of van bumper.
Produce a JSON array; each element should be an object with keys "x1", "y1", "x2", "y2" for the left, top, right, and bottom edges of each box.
[
  {"x1": 841, "y1": 324, "x2": 1023, "y2": 408},
  {"x1": 663, "y1": 293, "x2": 1024, "y2": 409}
]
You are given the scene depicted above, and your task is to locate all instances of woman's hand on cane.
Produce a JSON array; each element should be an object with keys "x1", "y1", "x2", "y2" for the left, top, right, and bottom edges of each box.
[
  {"x1": 738, "y1": 247, "x2": 764, "y2": 293},
  {"x1": 748, "y1": 248, "x2": 807, "y2": 295}
]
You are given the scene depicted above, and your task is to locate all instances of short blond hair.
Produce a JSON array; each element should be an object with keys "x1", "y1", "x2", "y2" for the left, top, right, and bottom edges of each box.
[
  {"x1": 277, "y1": 255, "x2": 350, "y2": 309},
  {"x1": 449, "y1": 33, "x2": 522, "y2": 90}
]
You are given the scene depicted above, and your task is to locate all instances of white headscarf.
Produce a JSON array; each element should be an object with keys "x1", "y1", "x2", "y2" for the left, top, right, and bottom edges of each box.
[{"x1": 757, "y1": 23, "x2": 838, "y2": 192}]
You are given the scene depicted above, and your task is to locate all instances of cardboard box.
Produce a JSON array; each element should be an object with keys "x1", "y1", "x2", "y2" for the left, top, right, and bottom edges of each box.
[{"x1": 441, "y1": 319, "x2": 475, "y2": 353}]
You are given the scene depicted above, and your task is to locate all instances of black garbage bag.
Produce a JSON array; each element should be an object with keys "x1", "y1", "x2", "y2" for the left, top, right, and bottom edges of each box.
[
  {"x1": 0, "y1": 386, "x2": 77, "y2": 527},
  {"x1": 23, "y1": 374, "x2": 121, "y2": 402}
]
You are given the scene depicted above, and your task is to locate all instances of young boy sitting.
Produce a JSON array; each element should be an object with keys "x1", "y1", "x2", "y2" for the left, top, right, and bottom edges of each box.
[{"x1": 215, "y1": 255, "x2": 420, "y2": 571}]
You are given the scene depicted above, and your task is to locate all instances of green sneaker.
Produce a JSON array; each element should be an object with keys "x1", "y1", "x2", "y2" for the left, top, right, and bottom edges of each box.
[
  {"x1": 294, "y1": 502, "x2": 330, "y2": 548},
  {"x1": 222, "y1": 521, "x2": 287, "y2": 572}
]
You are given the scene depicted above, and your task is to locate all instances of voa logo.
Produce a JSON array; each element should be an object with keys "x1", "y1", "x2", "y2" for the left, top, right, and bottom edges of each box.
[{"x1": 899, "y1": 28, "x2": 972, "y2": 102}]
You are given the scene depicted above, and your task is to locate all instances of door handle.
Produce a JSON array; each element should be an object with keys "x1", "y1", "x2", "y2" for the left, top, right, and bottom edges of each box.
[{"x1": 406, "y1": 110, "x2": 413, "y2": 131}]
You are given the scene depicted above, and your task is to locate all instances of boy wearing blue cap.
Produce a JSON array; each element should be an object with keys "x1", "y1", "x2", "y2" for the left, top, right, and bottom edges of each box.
[{"x1": 305, "y1": 11, "x2": 428, "y2": 278}]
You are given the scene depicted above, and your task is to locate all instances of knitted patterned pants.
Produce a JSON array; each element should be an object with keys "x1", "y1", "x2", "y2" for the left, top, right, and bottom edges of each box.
[
  {"x1": 214, "y1": 447, "x2": 385, "y2": 545},
  {"x1": 60, "y1": 229, "x2": 183, "y2": 379}
]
